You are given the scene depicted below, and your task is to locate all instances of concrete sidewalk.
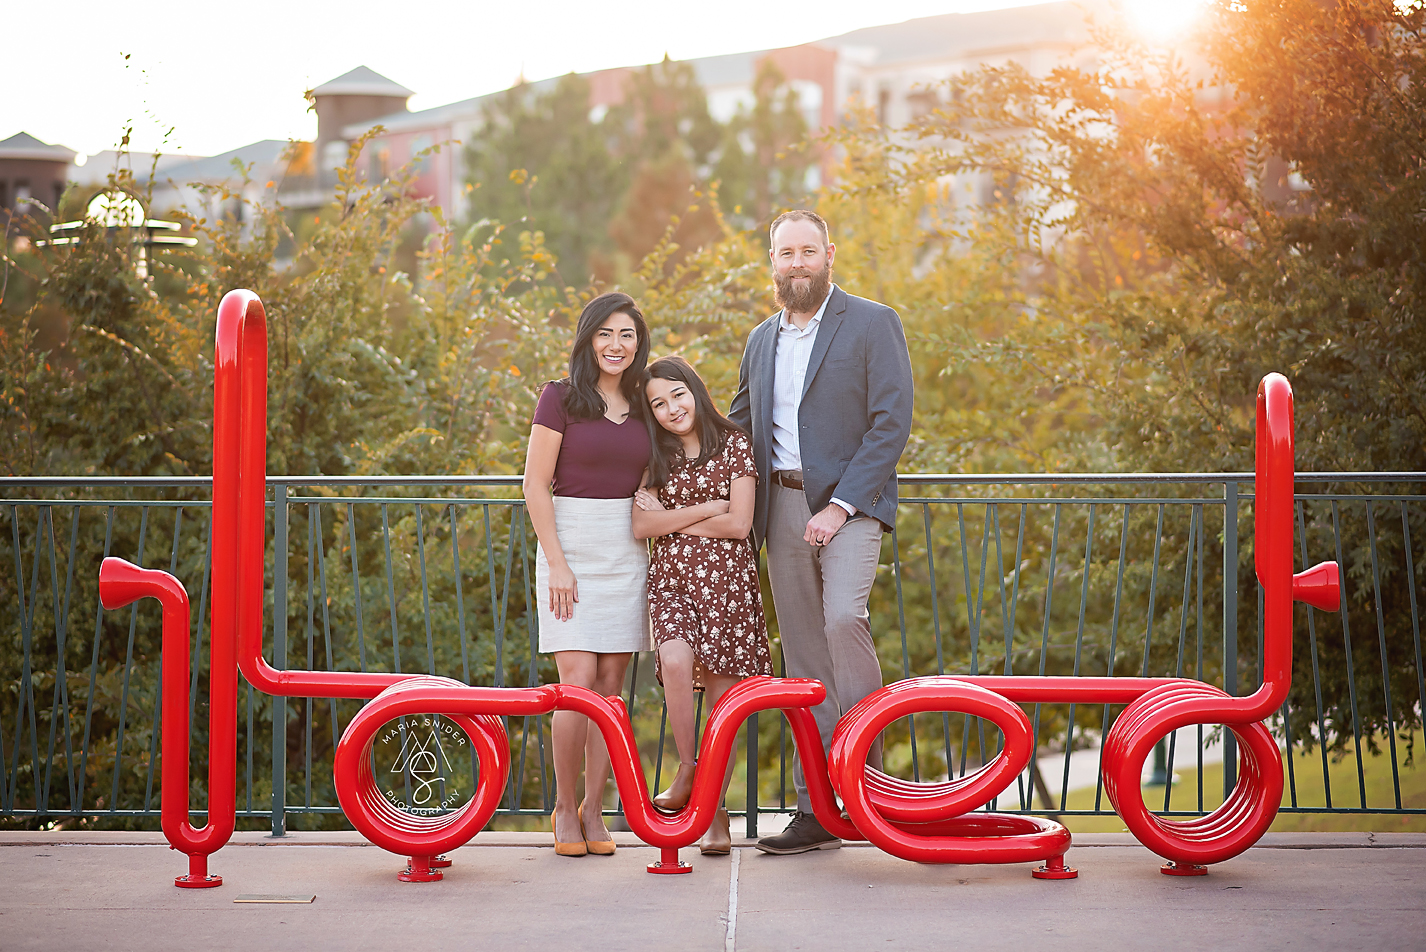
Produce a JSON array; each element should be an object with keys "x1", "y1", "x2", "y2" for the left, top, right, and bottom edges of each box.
[{"x1": 1, "y1": 832, "x2": 1423, "y2": 951}]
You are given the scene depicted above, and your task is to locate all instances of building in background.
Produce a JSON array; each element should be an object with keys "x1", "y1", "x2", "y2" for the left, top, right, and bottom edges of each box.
[
  {"x1": 0, "y1": 133, "x2": 77, "y2": 226},
  {"x1": 3, "y1": 2, "x2": 1113, "y2": 229},
  {"x1": 142, "y1": 142, "x2": 289, "y2": 225},
  {"x1": 279, "y1": 66, "x2": 416, "y2": 210},
  {"x1": 310, "y1": 66, "x2": 415, "y2": 175},
  {"x1": 342, "y1": 1, "x2": 1107, "y2": 221},
  {"x1": 68, "y1": 150, "x2": 208, "y2": 192},
  {"x1": 143, "y1": 67, "x2": 414, "y2": 222}
]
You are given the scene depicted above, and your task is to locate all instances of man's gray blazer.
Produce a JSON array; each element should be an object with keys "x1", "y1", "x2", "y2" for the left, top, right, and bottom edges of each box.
[{"x1": 729, "y1": 285, "x2": 914, "y2": 549}]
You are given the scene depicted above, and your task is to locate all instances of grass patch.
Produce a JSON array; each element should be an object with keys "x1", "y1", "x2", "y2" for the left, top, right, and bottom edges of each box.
[{"x1": 1058, "y1": 728, "x2": 1426, "y2": 834}]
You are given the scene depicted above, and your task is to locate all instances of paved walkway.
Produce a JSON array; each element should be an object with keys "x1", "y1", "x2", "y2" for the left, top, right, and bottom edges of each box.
[{"x1": 2, "y1": 831, "x2": 1423, "y2": 951}]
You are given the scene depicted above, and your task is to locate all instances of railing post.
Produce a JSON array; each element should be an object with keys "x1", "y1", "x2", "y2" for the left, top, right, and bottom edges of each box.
[
  {"x1": 745, "y1": 712, "x2": 758, "y2": 839},
  {"x1": 270, "y1": 481, "x2": 288, "y2": 837},
  {"x1": 1223, "y1": 480, "x2": 1239, "y2": 796}
]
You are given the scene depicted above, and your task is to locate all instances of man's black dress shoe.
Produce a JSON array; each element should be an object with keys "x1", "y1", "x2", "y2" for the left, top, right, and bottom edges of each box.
[{"x1": 754, "y1": 811, "x2": 842, "y2": 855}]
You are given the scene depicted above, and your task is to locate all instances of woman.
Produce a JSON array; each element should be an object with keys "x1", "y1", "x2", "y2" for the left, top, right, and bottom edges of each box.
[
  {"x1": 632, "y1": 355, "x2": 776, "y2": 856},
  {"x1": 523, "y1": 291, "x2": 660, "y2": 857}
]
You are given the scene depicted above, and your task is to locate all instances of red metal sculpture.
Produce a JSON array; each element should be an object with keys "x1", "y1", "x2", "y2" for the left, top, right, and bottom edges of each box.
[
  {"x1": 98, "y1": 559, "x2": 234, "y2": 887},
  {"x1": 98, "y1": 289, "x2": 1339, "y2": 887}
]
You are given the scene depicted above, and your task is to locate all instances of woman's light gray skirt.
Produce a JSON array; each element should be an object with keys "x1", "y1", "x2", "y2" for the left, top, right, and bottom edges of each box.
[{"x1": 536, "y1": 495, "x2": 652, "y2": 654}]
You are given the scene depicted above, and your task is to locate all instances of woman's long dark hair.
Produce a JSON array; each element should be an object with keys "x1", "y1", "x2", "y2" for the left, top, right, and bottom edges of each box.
[
  {"x1": 644, "y1": 355, "x2": 745, "y2": 488},
  {"x1": 558, "y1": 292, "x2": 651, "y2": 421}
]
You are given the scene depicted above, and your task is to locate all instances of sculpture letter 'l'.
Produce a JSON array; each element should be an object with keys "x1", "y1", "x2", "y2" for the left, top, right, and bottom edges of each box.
[
  {"x1": 99, "y1": 290, "x2": 412, "y2": 887},
  {"x1": 99, "y1": 291, "x2": 1338, "y2": 886}
]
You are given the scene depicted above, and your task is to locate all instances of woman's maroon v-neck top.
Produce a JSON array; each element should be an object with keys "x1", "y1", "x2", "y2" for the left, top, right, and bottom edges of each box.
[{"x1": 532, "y1": 381, "x2": 651, "y2": 498}]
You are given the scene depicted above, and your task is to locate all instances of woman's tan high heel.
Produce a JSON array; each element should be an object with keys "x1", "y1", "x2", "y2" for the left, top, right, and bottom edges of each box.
[
  {"x1": 652, "y1": 761, "x2": 697, "y2": 813},
  {"x1": 699, "y1": 807, "x2": 732, "y2": 855},
  {"x1": 580, "y1": 803, "x2": 616, "y2": 856},
  {"x1": 552, "y1": 810, "x2": 588, "y2": 857}
]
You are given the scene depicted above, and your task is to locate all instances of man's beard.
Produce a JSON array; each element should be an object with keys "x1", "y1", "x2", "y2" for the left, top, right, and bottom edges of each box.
[{"x1": 773, "y1": 261, "x2": 833, "y2": 313}]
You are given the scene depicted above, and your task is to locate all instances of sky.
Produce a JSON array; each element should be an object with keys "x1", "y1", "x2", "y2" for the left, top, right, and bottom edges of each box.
[{"x1": 5, "y1": 0, "x2": 1204, "y2": 161}]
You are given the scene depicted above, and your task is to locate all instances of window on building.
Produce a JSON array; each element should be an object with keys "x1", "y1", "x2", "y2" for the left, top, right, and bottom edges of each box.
[
  {"x1": 877, "y1": 87, "x2": 892, "y2": 126},
  {"x1": 321, "y1": 140, "x2": 349, "y2": 174},
  {"x1": 981, "y1": 172, "x2": 1018, "y2": 207},
  {"x1": 907, "y1": 89, "x2": 939, "y2": 119},
  {"x1": 369, "y1": 147, "x2": 390, "y2": 182},
  {"x1": 411, "y1": 135, "x2": 433, "y2": 175}
]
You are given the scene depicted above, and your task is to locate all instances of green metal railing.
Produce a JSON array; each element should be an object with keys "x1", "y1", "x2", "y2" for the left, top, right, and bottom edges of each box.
[{"x1": 2, "y1": 472, "x2": 1422, "y2": 836}]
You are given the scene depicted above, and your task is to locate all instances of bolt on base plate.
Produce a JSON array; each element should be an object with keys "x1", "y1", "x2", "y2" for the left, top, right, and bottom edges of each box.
[
  {"x1": 647, "y1": 847, "x2": 693, "y2": 874},
  {"x1": 399, "y1": 856, "x2": 444, "y2": 883},
  {"x1": 175, "y1": 874, "x2": 222, "y2": 888},
  {"x1": 1161, "y1": 862, "x2": 1208, "y2": 876},
  {"x1": 1031, "y1": 861, "x2": 1078, "y2": 880}
]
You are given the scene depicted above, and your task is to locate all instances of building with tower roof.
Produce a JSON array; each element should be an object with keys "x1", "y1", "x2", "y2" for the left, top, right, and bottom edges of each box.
[
  {"x1": 11, "y1": 3, "x2": 1131, "y2": 233},
  {"x1": 139, "y1": 67, "x2": 413, "y2": 228},
  {"x1": 336, "y1": 1, "x2": 1111, "y2": 221},
  {"x1": 307, "y1": 66, "x2": 415, "y2": 190}
]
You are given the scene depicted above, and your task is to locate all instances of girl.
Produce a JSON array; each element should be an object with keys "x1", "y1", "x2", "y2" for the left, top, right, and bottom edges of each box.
[
  {"x1": 632, "y1": 356, "x2": 775, "y2": 855},
  {"x1": 523, "y1": 291, "x2": 655, "y2": 857}
]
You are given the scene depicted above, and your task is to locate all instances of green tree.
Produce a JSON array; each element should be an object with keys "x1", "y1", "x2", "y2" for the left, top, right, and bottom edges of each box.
[
  {"x1": 603, "y1": 57, "x2": 725, "y2": 274},
  {"x1": 606, "y1": 55, "x2": 722, "y2": 168},
  {"x1": 0, "y1": 141, "x2": 599, "y2": 827},
  {"x1": 838, "y1": 0, "x2": 1426, "y2": 753},
  {"x1": 462, "y1": 73, "x2": 627, "y2": 285},
  {"x1": 714, "y1": 59, "x2": 817, "y2": 229}
]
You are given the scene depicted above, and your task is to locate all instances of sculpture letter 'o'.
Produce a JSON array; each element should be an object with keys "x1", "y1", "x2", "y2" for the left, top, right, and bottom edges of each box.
[
  {"x1": 333, "y1": 677, "x2": 510, "y2": 863},
  {"x1": 1102, "y1": 682, "x2": 1284, "y2": 869}
]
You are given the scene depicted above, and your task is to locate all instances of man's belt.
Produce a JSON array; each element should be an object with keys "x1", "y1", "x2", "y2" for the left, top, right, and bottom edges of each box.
[{"x1": 773, "y1": 471, "x2": 804, "y2": 491}]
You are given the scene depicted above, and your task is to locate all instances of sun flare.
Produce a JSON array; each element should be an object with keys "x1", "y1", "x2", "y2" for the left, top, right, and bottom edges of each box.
[{"x1": 1121, "y1": 0, "x2": 1209, "y2": 44}]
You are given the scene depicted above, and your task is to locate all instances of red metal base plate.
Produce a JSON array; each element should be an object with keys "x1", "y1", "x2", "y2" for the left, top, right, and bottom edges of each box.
[
  {"x1": 1031, "y1": 864, "x2": 1078, "y2": 880},
  {"x1": 175, "y1": 874, "x2": 222, "y2": 888},
  {"x1": 429, "y1": 855, "x2": 453, "y2": 868},
  {"x1": 1161, "y1": 862, "x2": 1208, "y2": 876},
  {"x1": 647, "y1": 860, "x2": 694, "y2": 874},
  {"x1": 398, "y1": 866, "x2": 444, "y2": 883}
]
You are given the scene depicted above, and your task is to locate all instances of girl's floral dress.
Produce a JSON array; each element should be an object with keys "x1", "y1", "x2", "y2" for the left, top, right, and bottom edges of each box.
[{"x1": 648, "y1": 430, "x2": 775, "y2": 686}]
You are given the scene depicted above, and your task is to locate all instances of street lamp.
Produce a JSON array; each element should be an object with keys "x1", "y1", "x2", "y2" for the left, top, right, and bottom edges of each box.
[{"x1": 39, "y1": 189, "x2": 196, "y2": 280}]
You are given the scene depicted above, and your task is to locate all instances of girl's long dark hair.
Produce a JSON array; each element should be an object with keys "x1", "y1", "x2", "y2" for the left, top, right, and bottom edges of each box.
[
  {"x1": 645, "y1": 355, "x2": 745, "y2": 488},
  {"x1": 557, "y1": 292, "x2": 651, "y2": 421}
]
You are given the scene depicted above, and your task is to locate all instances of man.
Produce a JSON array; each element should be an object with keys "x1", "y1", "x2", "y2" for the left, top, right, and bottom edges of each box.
[{"x1": 729, "y1": 209, "x2": 914, "y2": 854}]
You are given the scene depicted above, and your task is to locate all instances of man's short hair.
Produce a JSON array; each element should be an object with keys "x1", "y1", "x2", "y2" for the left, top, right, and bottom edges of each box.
[{"x1": 769, "y1": 209, "x2": 830, "y2": 248}]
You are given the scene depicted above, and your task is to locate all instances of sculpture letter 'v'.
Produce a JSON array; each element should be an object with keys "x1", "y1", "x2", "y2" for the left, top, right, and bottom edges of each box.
[{"x1": 99, "y1": 289, "x2": 1339, "y2": 886}]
